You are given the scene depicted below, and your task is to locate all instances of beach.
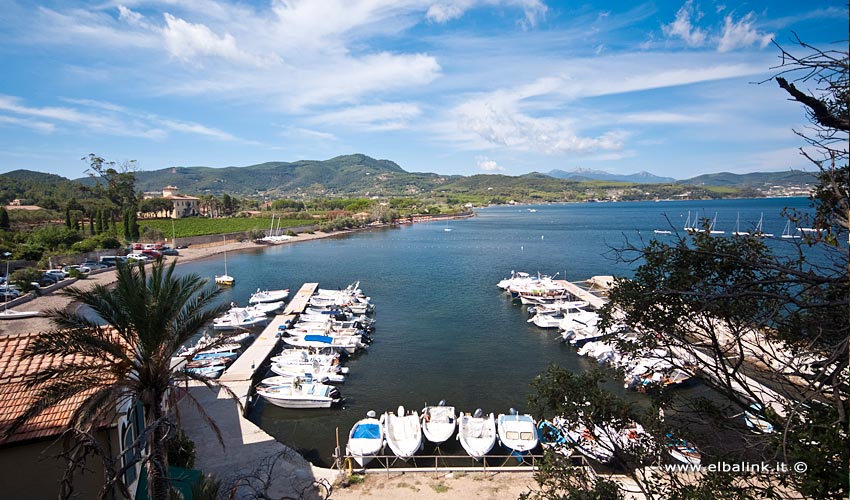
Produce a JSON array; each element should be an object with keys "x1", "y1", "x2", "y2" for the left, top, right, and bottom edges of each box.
[{"x1": 332, "y1": 471, "x2": 536, "y2": 500}]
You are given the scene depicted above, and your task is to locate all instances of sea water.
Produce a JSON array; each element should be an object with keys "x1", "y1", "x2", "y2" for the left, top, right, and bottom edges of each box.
[{"x1": 177, "y1": 197, "x2": 815, "y2": 465}]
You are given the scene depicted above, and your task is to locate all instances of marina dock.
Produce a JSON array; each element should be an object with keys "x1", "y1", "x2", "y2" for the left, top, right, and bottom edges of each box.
[
  {"x1": 284, "y1": 282, "x2": 319, "y2": 314},
  {"x1": 219, "y1": 314, "x2": 295, "y2": 383},
  {"x1": 553, "y1": 279, "x2": 608, "y2": 309},
  {"x1": 220, "y1": 282, "x2": 321, "y2": 390}
]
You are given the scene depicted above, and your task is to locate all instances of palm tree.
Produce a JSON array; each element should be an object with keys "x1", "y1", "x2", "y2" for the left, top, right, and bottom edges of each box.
[{"x1": 10, "y1": 259, "x2": 231, "y2": 499}]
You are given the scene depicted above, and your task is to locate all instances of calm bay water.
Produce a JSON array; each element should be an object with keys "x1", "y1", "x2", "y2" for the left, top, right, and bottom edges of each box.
[{"x1": 176, "y1": 197, "x2": 812, "y2": 465}]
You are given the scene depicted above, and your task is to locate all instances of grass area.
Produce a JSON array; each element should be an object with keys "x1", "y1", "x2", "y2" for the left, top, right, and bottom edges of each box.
[{"x1": 139, "y1": 217, "x2": 315, "y2": 238}]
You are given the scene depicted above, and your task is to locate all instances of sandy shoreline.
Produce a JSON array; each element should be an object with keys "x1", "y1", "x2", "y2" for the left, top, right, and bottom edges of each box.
[
  {"x1": 0, "y1": 228, "x2": 357, "y2": 337},
  {"x1": 332, "y1": 471, "x2": 537, "y2": 500}
]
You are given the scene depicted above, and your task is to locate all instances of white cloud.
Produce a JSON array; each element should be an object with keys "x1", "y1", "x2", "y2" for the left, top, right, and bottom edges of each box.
[
  {"x1": 717, "y1": 12, "x2": 773, "y2": 53},
  {"x1": 0, "y1": 94, "x2": 248, "y2": 142},
  {"x1": 0, "y1": 115, "x2": 56, "y2": 133},
  {"x1": 662, "y1": 0, "x2": 706, "y2": 47},
  {"x1": 622, "y1": 111, "x2": 716, "y2": 124},
  {"x1": 161, "y1": 13, "x2": 280, "y2": 67},
  {"x1": 309, "y1": 102, "x2": 422, "y2": 131},
  {"x1": 117, "y1": 5, "x2": 146, "y2": 27},
  {"x1": 476, "y1": 155, "x2": 504, "y2": 171},
  {"x1": 454, "y1": 92, "x2": 625, "y2": 155},
  {"x1": 427, "y1": 0, "x2": 547, "y2": 27}
]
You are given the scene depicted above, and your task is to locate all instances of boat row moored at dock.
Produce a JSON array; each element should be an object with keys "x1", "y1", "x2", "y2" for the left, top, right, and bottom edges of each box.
[
  {"x1": 345, "y1": 404, "x2": 540, "y2": 467},
  {"x1": 255, "y1": 282, "x2": 375, "y2": 409}
]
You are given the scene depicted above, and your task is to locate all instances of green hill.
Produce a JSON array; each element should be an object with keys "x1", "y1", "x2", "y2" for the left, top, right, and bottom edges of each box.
[
  {"x1": 679, "y1": 170, "x2": 816, "y2": 187},
  {"x1": 0, "y1": 169, "x2": 84, "y2": 209}
]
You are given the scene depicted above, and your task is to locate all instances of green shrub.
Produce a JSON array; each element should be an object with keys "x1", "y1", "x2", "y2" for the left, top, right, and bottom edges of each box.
[{"x1": 165, "y1": 429, "x2": 196, "y2": 469}]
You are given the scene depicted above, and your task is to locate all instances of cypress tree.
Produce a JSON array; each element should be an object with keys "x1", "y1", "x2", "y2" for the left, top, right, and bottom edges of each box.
[
  {"x1": 88, "y1": 213, "x2": 95, "y2": 235},
  {"x1": 131, "y1": 210, "x2": 140, "y2": 239},
  {"x1": 96, "y1": 209, "x2": 104, "y2": 234},
  {"x1": 0, "y1": 207, "x2": 9, "y2": 230},
  {"x1": 65, "y1": 208, "x2": 72, "y2": 229},
  {"x1": 123, "y1": 210, "x2": 131, "y2": 241}
]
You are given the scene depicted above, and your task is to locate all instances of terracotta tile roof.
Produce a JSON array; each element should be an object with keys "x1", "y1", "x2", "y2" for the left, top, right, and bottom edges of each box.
[{"x1": 0, "y1": 331, "x2": 107, "y2": 446}]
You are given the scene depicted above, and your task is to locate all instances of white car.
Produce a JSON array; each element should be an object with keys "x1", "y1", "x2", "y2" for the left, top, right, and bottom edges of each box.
[{"x1": 127, "y1": 253, "x2": 151, "y2": 262}]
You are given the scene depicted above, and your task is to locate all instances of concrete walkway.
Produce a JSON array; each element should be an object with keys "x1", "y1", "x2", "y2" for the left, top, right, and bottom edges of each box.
[{"x1": 178, "y1": 382, "x2": 338, "y2": 499}]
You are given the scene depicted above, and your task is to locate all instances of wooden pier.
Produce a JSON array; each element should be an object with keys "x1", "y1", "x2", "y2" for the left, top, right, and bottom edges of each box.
[
  {"x1": 219, "y1": 314, "x2": 295, "y2": 383},
  {"x1": 284, "y1": 282, "x2": 319, "y2": 314},
  {"x1": 553, "y1": 280, "x2": 608, "y2": 309}
]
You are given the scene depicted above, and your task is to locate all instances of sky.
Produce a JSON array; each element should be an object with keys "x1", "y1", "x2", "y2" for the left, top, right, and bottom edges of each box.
[{"x1": 0, "y1": 1, "x2": 845, "y2": 180}]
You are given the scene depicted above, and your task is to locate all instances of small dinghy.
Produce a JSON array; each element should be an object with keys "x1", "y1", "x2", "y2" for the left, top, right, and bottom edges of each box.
[
  {"x1": 421, "y1": 400, "x2": 457, "y2": 445},
  {"x1": 256, "y1": 379, "x2": 342, "y2": 409},
  {"x1": 666, "y1": 433, "x2": 702, "y2": 465},
  {"x1": 497, "y1": 409, "x2": 539, "y2": 457},
  {"x1": 457, "y1": 409, "x2": 497, "y2": 460},
  {"x1": 346, "y1": 410, "x2": 384, "y2": 467},
  {"x1": 537, "y1": 419, "x2": 572, "y2": 456},
  {"x1": 381, "y1": 405, "x2": 422, "y2": 460}
]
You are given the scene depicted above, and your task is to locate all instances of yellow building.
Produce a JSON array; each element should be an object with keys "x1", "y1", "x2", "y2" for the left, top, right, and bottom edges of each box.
[{"x1": 161, "y1": 186, "x2": 199, "y2": 219}]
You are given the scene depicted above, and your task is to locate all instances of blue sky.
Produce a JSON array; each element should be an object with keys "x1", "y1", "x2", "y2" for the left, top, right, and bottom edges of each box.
[{"x1": 0, "y1": 1, "x2": 845, "y2": 180}]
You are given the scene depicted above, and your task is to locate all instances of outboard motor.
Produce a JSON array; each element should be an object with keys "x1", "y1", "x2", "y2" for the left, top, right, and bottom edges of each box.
[
  {"x1": 509, "y1": 407, "x2": 518, "y2": 416},
  {"x1": 473, "y1": 408, "x2": 483, "y2": 418},
  {"x1": 397, "y1": 405, "x2": 406, "y2": 416},
  {"x1": 366, "y1": 410, "x2": 377, "y2": 418}
]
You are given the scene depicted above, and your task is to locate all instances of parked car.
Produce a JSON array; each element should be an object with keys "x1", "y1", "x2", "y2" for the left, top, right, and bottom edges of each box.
[
  {"x1": 160, "y1": 248, "x2": 179, "y2": 256},
  {"x1": 62, "y1": 265, "x2": 91, "y2": 275},
  {"x1": 80, "y1": 260, "x2": 108, "y2": 270},
  {"x1": 43, "y1": 269, "x2": 68, "y2": 280},
  {"x1": 127, "y1": 253, "x2": 151, "y2": 262},
  {"x1": 99, "y1": 256, "x2": 128, "y2": 267},
  {"x1": 141, "y1": 249, "x2": 161, "y2": 258},
  {"x1": 0, "y1": 286, "x2": 20, "y2": 301},
  {"x1": 39, "y1": 273, "x2": 60, "y2": 286}
]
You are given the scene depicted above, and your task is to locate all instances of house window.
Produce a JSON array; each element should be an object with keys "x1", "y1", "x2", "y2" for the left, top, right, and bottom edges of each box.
[{"x1": 121, "y1": 401, "x2": 144, "y2": 487}]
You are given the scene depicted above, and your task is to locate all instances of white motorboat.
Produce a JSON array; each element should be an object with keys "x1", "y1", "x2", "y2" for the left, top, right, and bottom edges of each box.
[
  {"x1": 259, "y1": 373, "x2": 334, "y2": 387},
  {"x1": 528, "y1": 312, "x2": 566, "y2": 328},
  {"x1": 282, "y1": 334, "x2": 364, "y2": 354},
  {"x1": 245, "y1": 301, "x2": 284, "y2": 315},
  {"x1": 421, "y1": 401, "x2": 457, "y2": 445},
  {"x1": 457, "y1": 409, "x2": 497, "y2": 460},
  {"x1": 562, "y1": 417, "x2": 614, "y2": 463},
  {"x1": 347, "y1": 411, "x2": 384, "y2": 467},
  {"x1": 249, "y1": 288, "x2": 290, "y2": 304},
  {"x1": 256, "y1": 380, "x2": 342, "y2": 409},
  {"x1": 497, "y1": 271, "x2": 531, "y2": 290},
  {"x1": 497, "y1": 411, "x2": 539, "y2": 456},
  {"x1": 381, "y1": 406, "x2": 423, "y2": 460},
  {"x1": 271, "y1": 349, "x2": 344, "y2": 368},
  {"x1": 537, "y1": 419, "x2": 573, "y2": 457},
  {"x1": 269, "y1": 362, "x2": 346, "y2": 383},
  {"x1": 212, "y1": 309, "x2": 269, "y2": 331}
]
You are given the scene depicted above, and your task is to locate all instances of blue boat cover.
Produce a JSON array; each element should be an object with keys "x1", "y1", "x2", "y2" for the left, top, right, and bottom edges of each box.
[
  {"x1": 304, "y1": 335, "x2": 332, "y2": 343},
  {"x1": 352, "y1": 423, "x2": 380, "y2": 439}
]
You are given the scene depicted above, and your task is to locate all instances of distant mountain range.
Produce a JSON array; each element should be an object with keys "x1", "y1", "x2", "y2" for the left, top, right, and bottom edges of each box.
[
  {"x1": 545, "y1": 167, "x2": 816, "y2": 187},
  {"x1": 546, "y1": 168, "x2": 676, "y2": 184},
  {"x1": 1, "y1": 154, "x2": 818, "y2": 205}
]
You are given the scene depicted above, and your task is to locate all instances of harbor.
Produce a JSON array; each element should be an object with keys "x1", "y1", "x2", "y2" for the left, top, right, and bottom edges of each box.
[{"x1": 170, "y1": 198, "x2": 818, "y2": 476}]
